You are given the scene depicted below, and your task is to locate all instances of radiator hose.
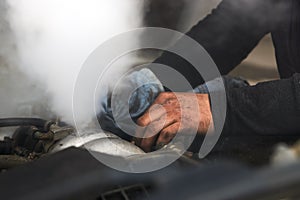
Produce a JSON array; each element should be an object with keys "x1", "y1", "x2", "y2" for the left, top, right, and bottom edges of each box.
[{"x1": 0, "y1": 118, "x2": 54, "y2": 132}]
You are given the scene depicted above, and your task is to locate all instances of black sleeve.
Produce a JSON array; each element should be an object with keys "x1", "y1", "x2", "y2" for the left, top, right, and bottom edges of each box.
[
  {"x1": 151, "y1": 0, "x2": 282, "y2": 88},
  {"x1": 223, "y1": 73, "x2": 300, "y2": 136}
]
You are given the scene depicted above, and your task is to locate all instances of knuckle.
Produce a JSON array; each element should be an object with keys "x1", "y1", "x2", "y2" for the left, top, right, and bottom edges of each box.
[
  {"x1": 137, "y1": 117, "x2": 147, "y2": 126},
  {"x1": 150, "y1": 103, "x2": 163, "y2": 112},
  {"x1": 157, "y1": 92, "x2": 174, "y2": 102},
  {"x1": 168, "y1": 111, "x2": 180, "y2": 120},
  {"x1": 156, "y1": 93, "x2": 166, "y2": 101}
]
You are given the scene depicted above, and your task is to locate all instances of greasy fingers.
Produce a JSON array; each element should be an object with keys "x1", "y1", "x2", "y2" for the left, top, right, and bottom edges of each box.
[
  {"x1": 137, "y1": 103, "x2": 166, "y2": 127},
  {"x1": 134, "y1": 92, "x2": 212, "y2": 152},
  {"x1": 156, "y1": 123, "x2": 180, "y2": 146},
  {"x1": 139, "y1": 134, "x2": 158, "y2": 152},
  {"x1": 137, "y1": 115, "x2": 177, "y2": 152},
  {"x1": 137, "y1": 92, "x2": 178, "y2": 127}
]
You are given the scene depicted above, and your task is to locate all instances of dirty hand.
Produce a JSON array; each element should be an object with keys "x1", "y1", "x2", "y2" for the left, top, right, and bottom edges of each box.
[{"x1": 134, "y1": 92, "x2": 213, "y2": 152}]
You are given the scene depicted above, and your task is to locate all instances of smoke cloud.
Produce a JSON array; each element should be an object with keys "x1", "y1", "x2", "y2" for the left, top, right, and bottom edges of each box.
[{"x1": 2, "y1": 0, "x2": 143, "y2": 126}]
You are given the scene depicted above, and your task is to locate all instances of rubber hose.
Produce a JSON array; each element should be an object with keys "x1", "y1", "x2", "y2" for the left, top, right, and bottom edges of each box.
[{"x1": 0, "y1": 118, "x2": 48, "y2": 130}]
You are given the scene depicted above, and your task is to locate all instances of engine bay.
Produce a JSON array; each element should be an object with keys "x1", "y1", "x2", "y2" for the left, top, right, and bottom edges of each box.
[{"x1": 1, "y1": 117, "x2": 300, "y2": 200}]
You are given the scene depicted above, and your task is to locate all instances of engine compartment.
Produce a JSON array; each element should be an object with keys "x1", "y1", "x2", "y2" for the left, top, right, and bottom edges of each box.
[{"x1": 1, "y1": 117, "x2": 300, "y2": 200}]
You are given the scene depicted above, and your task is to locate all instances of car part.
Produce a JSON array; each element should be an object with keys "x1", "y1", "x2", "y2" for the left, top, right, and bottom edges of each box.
[{"x1": 51, "y1": 132, "x2": 145, "y2": 157}]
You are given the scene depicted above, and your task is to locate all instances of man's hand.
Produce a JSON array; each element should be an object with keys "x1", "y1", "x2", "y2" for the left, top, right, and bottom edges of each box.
[{"x1": 134, "y1": 92, "x2": 213, "y2": 152}]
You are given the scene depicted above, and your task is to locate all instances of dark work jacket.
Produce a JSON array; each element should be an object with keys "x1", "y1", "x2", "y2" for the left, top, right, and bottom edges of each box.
[{"x1": 153, "y1": 0, "x2": 300, "y2": 136}]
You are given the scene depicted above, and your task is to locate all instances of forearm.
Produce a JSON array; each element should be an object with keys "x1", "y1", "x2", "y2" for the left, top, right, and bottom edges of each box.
[
  {"x1": 223, "y1": 74, "x2": 300, "y2": 136},
  {"x1": 151, "y1": 0, "x2": 275, "y2": 88}
]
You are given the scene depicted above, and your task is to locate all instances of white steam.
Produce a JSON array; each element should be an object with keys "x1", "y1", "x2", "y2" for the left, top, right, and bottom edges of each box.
[{"x1": 6, "y1": 0, "x2": 143, "y2": 126}]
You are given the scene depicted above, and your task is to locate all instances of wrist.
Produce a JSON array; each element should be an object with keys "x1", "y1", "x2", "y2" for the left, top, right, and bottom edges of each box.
[{"x1": 196, "y1": 94, "x2": 214, "y2": 134}]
